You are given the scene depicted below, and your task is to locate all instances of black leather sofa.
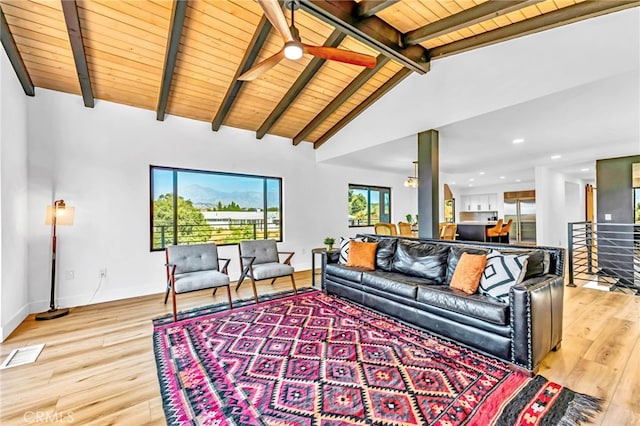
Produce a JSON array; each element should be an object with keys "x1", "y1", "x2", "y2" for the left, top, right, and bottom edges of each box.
[{"x1": 322, "y1": 235, "x2": 565, "y2": 374}]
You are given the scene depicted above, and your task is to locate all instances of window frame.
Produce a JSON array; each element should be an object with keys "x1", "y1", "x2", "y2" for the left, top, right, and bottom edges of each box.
[
  {"x1": 149, "y1": 165, "x2": 283, "y2": 251},
  {"x1": 348, "y1": 184, "x2": 391, "y2": 227}
]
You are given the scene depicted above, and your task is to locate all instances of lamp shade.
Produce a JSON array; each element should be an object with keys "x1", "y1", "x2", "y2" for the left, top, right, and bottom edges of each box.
[{"x1": 45, "y1": 203, "x2": 75, "y2": 226}]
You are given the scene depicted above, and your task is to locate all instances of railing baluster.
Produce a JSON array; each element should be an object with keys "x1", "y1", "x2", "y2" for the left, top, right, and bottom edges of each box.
[{"x1": 567, "y1": 222, "x2": 576, "y2": 287}]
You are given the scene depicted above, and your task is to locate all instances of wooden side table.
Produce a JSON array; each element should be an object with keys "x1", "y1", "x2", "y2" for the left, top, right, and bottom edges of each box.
[{"x1": 311, "y1": 247, "x2": 339, "y2": 288}]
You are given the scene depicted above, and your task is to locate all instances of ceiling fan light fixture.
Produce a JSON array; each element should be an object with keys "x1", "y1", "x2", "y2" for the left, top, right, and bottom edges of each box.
[{"x1": 284, "y1": 40, "x2": 303, "y2": 60}]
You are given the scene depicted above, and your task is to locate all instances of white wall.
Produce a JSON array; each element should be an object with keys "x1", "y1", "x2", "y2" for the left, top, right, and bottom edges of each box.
[
  {"x1": 535, "y1": 166, "x2": 586, "y2": 247},
  {"x1": 316, "y1": 8, "x2": 640, "y2": 162},
  {"x1": 0, "y1": 50, "x2": 30, "y2": 341},
  {"x1": 24, "y1": 89, "x2": 414, "y2": 316}
]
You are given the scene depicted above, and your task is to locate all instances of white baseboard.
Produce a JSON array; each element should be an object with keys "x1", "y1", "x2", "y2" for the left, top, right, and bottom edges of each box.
[{"x1": 0, "y1": 304, "x2": 29, "y2": 342}]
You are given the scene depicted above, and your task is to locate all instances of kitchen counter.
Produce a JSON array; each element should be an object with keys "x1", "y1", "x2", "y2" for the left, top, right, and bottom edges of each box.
[{"x1": 456, "y1": 222, "x2": 500, "y2": 242}]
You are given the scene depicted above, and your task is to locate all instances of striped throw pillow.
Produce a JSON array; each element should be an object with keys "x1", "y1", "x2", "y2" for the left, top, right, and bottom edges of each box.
[
  {"x1": 479, "y1": 250, "x2": 529, "y2": 303},
  {"x1": 339, "y1": 237, "x2": 364, "y2": 265}
]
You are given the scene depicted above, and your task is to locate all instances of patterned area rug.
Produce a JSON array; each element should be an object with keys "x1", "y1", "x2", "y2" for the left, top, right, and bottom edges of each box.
[{"x1": 153, "y1": 290, "x2": 601, "y2": 425}]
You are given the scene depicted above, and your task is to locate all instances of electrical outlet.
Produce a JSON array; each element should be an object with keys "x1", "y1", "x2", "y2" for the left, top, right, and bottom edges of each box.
[{"x1": 99, "y1": 268, "x2": 107, "y2": 278}]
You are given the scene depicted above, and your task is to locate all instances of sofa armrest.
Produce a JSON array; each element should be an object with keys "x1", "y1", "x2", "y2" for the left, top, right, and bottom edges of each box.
[
  {"x1": 324, "y1": 250, "x2": 340, "y2": 264},
  {"x1": 510, "y1": 274, "x2": 564, "y2": 372}
]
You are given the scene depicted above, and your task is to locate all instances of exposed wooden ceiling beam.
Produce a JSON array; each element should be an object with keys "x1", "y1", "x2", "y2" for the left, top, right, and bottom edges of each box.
[
  {"x1": 313, "y1": 67, "x2": 411, "y2": 149},
  {"x1": 61, "y1": 0, "x2": 93, "y2": 108},
  {"x1": 430, "y1": 0, "x2": 640, "y2": 58},
  {"x1": 212, "y1": 16, "x2": 272, "y2": 131},
  {"x1": 403, "y1": 0, "x2": 543, "y2": 46},
  {"x1": 156, "y1": 0, "x2": 187, "y2": 121},
  {"x1": 299, "y1": 0, "x2": 430, "y2": 74},
  {"x1": 256, "y1": 29, "x2": 346, "y2": 140},
  {"x1": 293, "y1": 54, "x2": 388, "y2": 145},
  {"x1": 357, "y1": 0, "x2": 399, "y2": 19},
  {"x1": 0, "y1": 8, "x2": 34, "y2": 96}
]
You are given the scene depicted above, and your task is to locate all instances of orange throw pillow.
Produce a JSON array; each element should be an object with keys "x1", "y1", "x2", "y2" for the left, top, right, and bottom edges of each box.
[
  {"x1": 450, "y1": 252, "x2": 487, "y2": 294},
  {"x1": 346, "y1": 241, "x2": 378, "y2": 270}
]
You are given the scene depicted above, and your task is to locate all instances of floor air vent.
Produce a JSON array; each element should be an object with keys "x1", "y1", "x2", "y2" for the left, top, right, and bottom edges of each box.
[{"x1": 0, "y1": 343, "x2": 45, "y2": 369}]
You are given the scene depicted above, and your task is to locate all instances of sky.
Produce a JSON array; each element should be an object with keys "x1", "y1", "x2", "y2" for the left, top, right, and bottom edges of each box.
[{"x1": 152, "y1": 168, "x2": 280, "y2": 203}]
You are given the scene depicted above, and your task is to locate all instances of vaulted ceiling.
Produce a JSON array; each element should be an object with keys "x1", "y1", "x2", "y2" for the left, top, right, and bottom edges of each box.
[{"x1": 1, "y1": 0, "x2": 637, "y2": 148}]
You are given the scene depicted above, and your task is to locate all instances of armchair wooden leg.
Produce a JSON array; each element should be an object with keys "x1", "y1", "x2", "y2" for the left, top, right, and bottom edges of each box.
[
  {"x1": 236, "y1": 268, "x2": 248, "y2": 291},
  {"x1": 212, "y1": 288, "x2": 218, "y2": 296},
  {"x1": 290, "y1": 274, "x2": 297, "y2": 295},
  {"x1": 270, "y1": 278, "x2": 277, "y2": 285},
  {"x1": 226, "y1": 285, "x2": 233, "y2": 308},
  {"x1": 164, "y1": 280, "x2": 171, "y2": 304},
  {"x1": 250, "y1": 277, "x2": 259, "y2": 304},
  {"x1": 172, "y1": 284, "x2": 178, "y2": 322}
]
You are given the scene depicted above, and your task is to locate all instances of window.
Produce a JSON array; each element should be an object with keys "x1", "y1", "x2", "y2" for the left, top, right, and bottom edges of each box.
[
  {"x1": 150, "y1": 166, "x2": 282, "y2": 251},
  {"x1": 348, "y1": 184, "x2": 391, "y2": 227}
]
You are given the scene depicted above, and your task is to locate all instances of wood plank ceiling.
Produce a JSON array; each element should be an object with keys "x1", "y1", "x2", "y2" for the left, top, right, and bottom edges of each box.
[{"x1": 1, "y1": 0, "x2": 638, "y2": 148}]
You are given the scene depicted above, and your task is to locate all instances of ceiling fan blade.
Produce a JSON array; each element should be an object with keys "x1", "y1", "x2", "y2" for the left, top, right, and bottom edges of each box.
[
  {"x1": 303, "y1": 45, "x2": 377, "y2": 68},
  {"x1": 238, "y1": 49, "x2": 285, "y2": 81},
  {"x1": 257, "y1": 0, "x2": 294, "y2": 42}
]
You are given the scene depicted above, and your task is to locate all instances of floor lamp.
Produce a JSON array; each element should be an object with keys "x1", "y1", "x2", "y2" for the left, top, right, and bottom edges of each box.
[{"x1": 36, "y1": 199, "x2": 75, "y2": 321}]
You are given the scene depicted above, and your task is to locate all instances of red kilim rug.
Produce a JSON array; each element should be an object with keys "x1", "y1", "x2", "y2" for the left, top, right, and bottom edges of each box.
[{"x1": 153, "y1": 290, "x2": 601, "y2": 425}]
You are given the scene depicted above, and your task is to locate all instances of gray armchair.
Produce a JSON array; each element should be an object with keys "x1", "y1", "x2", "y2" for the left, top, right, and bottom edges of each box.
[
  {"x1": 165, "y1": 243, "x2": 232, "y2": 321},
  {"x1": 237, "y1": 239, "x2": 297, "y2": 303}
]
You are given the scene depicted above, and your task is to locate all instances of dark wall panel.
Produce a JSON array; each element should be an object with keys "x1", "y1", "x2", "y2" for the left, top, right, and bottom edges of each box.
[{"x1": 596, "y1": 155, "x2": 640, "y2": 287}]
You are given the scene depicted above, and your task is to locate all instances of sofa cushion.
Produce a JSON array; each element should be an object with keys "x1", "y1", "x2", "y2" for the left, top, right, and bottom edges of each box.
[
  {"x1": 339, "y1": 237, "x2": 364, "y2": 265},
  {"x1": 326, "y1": 263, "x2": 366, "y2": 283},
  {"x1": 375, "y1": 238, "x2": 397, "y2": 271},
  {"x1": 346, "y1": 241, "x2": 378, "y2": 270},
  {"x1": 446, "y1": 245, "x2": 490, "y2": 284},
  {"x1": 499, "y1": 249, "x2": 550, "y2": 280},
  {"x1": 362, "y1": 271, "x2": 437, "y2": 299},
  {"x1": 479, "y1": 250, "x2": 529, "y2": 303},
  {"x1": 450, "y1": 252, "x2": 487, "y2": 295},
  {"x1": 416, "y1": 285, "x2": 509, "y2": 325},
  {"x1": 391, "y1": 240, "x2": 449, "y2": 283}
]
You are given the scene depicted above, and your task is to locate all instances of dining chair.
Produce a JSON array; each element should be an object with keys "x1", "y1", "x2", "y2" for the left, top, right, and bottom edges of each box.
[
  {"x1": 397, "y1": 222, "x2": 413, "y2": 236},
  {"x1": 438, "y1": 222, "x2": 447, "y2": 239},
  {"x1": 374, "y1": 223, "x2": 397, "y2": 235},
  {"x1": 486, "y1": 219, "x2": 504, "y2": 242},
  {"x1": 165, "y1": 243, "x2": 232, "y2": 322},
  {"x1": 441, "y1": 223, "x2": 457, "y2": 240},
  {"x1": 499, "y1": 219, "x2": 513, "y2": 243}
]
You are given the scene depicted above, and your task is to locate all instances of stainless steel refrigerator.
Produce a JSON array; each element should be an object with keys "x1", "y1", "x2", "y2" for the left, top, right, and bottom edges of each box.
[{"x1": 504, "y1": 193, "x2": 536, "y2": 244}]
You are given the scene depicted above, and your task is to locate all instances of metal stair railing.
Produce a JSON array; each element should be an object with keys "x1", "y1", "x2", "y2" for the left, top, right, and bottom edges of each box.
[{"x1": 567, "y1": 221, "x2": 640, "y2": 295}]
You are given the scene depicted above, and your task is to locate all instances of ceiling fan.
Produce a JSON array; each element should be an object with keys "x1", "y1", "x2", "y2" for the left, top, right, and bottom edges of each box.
[{"x1": 239, "y1": 0, "x2": 377, "y2": 81}]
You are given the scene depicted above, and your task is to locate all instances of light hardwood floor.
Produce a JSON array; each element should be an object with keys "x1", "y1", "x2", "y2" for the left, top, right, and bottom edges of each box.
[{"x1": 1, "y1": 271, "x2": 638, "y2": 425}]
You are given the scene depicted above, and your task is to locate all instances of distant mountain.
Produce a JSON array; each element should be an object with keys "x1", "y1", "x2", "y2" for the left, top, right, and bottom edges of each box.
[{"x1": 179, "y1": 184, "x2": 278, "y2": 209}]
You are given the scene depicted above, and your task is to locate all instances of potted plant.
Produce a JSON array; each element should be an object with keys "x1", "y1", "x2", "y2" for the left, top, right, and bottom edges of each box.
[
  {"x1": 323, "y1": 237, "x2": 335, "y2": 250},
  {"x1": 405, "y1": 214, "x2": 413, "y2": 224}
]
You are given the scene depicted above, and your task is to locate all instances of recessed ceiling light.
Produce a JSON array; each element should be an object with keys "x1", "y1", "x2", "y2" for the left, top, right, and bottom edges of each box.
[
  {"x1": 581, "y1": 168, "x2": 589, "y2": 172},
  {"x1": 479, "y1": 172, "x2": 485, "y2": 175},
  {"x1": 512, "y1": 138, "x2": 525, "y2": 144},
  {"x1": 469, "y1": 178, "x2": 474, "y2": 182},
  {"x1": 451, "y1": 181, "x2": 456, "y2": 185},
  {"x1": 468, "y1": 184, "x2": 473, "y2": 187},
  {"x1": 499, "y1": 176, "x2": 505, "y2": 179},
  {"x1": 515, "y1": 179, "x2": 521, "y2": 182},
  {"x1": 551, "y1": 154, "x2": 561, "y2": 160}
]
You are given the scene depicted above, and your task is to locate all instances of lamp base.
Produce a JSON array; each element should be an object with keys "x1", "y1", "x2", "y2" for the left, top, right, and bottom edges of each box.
[{"x1": 35, "y1": 308, "x2": 70, "y2": 321}]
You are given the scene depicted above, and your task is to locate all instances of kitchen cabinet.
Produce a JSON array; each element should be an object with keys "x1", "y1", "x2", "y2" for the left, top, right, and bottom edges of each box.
[{"x1": 461, "y1": 193, "x2": 498, "y2": 211}]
